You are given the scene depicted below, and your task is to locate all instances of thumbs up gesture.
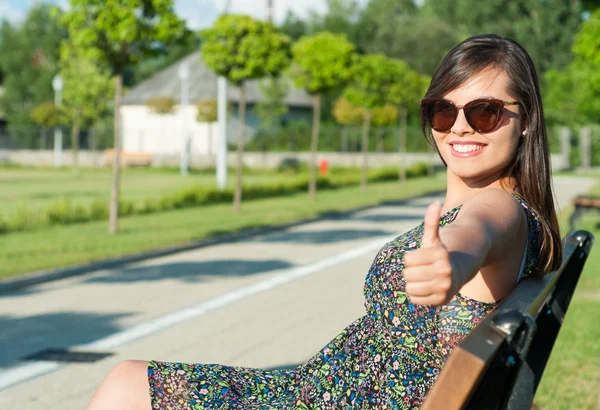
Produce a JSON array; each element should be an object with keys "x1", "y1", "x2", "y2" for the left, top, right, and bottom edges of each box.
[{"x1": 403, "y1": 202, "x2": 457, "y2": 306}]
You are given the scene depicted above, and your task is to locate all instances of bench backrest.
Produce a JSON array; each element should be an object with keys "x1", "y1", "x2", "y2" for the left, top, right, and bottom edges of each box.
[{"x1": 421, "y1": 229, "x2": 595, "y2": 410}]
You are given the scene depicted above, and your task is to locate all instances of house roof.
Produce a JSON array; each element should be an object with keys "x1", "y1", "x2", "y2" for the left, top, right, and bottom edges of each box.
[{"x1": 122, "y1": 51, "x2": 313, "y2": 107}]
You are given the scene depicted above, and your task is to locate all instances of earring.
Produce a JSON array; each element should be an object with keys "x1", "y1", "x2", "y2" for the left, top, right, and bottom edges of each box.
[{"x1": 521, "y1": 130, "x2": 527, "y2": 136}]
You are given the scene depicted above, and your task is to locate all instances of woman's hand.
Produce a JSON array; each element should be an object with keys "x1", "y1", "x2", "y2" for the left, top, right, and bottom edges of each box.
[{"x1": 403, "y1": 202, "x2": 458, "y2": 306}]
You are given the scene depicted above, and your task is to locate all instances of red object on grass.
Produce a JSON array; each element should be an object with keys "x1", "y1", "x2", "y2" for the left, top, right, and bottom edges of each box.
[{"x1": 319, "y1": 159, "x2": 328, "y2": 176}]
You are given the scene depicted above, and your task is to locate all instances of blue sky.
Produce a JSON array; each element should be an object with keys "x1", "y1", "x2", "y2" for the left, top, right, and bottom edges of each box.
[{"x1": 0, "y1": 0, "x2": 358, "y2": 29}]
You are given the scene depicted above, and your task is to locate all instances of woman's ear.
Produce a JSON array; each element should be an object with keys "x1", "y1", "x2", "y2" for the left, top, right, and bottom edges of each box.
[{"x1": 520, "y1": 117, "x2": 528, "y2": 137}]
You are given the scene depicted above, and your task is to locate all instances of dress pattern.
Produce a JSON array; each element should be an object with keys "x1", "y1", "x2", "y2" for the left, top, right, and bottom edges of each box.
[{"x1": 148, "y1": 193, "x2": 541, "y2": 409}]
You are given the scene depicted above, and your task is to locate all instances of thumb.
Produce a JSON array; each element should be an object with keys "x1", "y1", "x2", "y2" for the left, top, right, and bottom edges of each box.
[{"x1": 422, "y1": 201, "x2": 442, "y2": 248}]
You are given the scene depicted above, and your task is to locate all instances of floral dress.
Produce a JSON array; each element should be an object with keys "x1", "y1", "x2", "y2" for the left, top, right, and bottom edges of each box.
[{"x1": 148, "y1": 193, "x2": 541, "y2": 409}]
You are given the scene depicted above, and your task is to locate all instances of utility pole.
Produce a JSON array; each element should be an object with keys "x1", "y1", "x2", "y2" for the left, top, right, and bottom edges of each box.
[
  {"x1": 266, "y1": 0, "x2": 273, "y2": 23},
  {"x1": 216, "y1": 0, "x2": 232, "y2": 190}
]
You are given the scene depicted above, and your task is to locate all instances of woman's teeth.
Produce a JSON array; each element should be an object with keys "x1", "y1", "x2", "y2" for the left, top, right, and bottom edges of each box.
[{"x1": 452, "y1": 144, "x2": 484, "y2": 153}]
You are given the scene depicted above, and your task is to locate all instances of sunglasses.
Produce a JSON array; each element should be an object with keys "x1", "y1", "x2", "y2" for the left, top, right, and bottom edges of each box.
[{"x1": 420, "y1": 98, "x2": 520, "y2": 133}]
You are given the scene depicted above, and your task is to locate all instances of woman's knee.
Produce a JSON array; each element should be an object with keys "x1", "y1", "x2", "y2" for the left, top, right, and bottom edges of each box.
[
  {"x1": 88, "y1": 360, "x2": 151, "y2": 410},
  {"x1": 107, "y1": 360, "x2": 149, "y2": 381}
]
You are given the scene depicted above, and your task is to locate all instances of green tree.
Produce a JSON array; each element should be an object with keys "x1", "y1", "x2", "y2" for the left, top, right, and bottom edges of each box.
[
  {"x1": 60, "y1": 40, "x2": 114, "y2": 175},
  {"x1": 358, "y1": 0, "x2": 458, "y2": 75},
  {"x1": 547, "y1": 9, "x2": 600, "y2": 126},
  {"x1": 256, "y1": 77, "x2": 290, "y2": 129},
  {"x1": 62, "y1": 0, "x2": 187, "y2": 233},
  {"x1": 388, "y1": 68, "x2": 430, "y2": 180},
  {"x1": 127, "y1": 31, "x2": 197, "y2": 87},
  {"x1": 290, "y1": 32, "x2": 355, "y2": 199},
  {"x1": 30, "y1": 102, "x2": 67, "y2": 128},
  {"x1": 280, "y1": 10, "x2": 308, "y2": 41},
  {"x1": 0, "y1": 4, "x2": 66, "y2": 139},
  {"x1": 333, "y1": 96, "x2": 363, "y2": 126},
  {"x1": 146, "y1": 96, "x2": 177, "y2": 114},
  {"x1": 333, "y1": 96, "x2": 363, "y2": 153},
  {"x1": 424, "y1": 0, "x2": 583, "y2": 74},
  {"x1": 308, "y1": 0, "x2": 362, "y2": 44},
  {"x1": 344, "y1": 54, "x2": 407, "y2": 189},
  {"x1": 201, "y1": 14, "x2": 291, "y2": 213}
]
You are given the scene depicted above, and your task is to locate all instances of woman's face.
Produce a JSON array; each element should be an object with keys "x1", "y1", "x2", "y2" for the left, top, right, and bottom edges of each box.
[{"x1": 431, "y1": 68, "x2": 524, "y2": 186}]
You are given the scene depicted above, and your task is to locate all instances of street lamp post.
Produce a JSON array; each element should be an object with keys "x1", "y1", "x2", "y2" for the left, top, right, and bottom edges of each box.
[
  {"x1": 52, "y1": 74, "x2": 63, "y2": 167},
  {"x1": 214, "y1": 0, "x2": 230, "y2": 190},
  {"x1": 178, "y1": 61, "x2": 190, "y2": 176},
  {"x1": 216, "y1": 77, "x2": 228, "y2": 190}
]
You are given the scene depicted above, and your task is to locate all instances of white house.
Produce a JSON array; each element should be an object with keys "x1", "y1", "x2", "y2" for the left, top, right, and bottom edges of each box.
[{"x1": 120, "y1": 51, "x2": 313, "y2": 158}]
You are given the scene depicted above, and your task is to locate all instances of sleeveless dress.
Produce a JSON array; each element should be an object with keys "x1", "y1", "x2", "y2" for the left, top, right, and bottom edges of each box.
[{"x1": 148, "y1": 193, "x2": 541, "y2": 409}]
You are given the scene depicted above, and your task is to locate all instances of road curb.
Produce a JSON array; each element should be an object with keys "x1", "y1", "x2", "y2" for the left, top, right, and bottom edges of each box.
[{"x1": 0, "y1": 190, "x2": 445, "y2": 294}]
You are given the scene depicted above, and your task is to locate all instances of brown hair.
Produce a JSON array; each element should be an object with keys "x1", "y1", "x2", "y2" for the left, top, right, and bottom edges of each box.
[{"x1": 420, "y1": 34, "x2": 562, "y2": 276}]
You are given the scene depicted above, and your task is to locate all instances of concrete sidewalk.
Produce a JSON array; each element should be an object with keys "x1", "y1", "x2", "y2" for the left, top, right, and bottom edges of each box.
[{"x1": 0, "y1": 175, "x2": 595, "y2": 410}]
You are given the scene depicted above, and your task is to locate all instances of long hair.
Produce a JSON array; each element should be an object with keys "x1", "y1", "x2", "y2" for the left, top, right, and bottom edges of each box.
[{"x1": 420, "y1": 34, "x2": 562, "y2": 276}]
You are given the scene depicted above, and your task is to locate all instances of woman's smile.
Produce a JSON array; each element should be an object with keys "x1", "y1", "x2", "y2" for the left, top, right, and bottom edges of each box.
[{"x1": 449, "y1": 142, "x2": 488, "y2": 157}]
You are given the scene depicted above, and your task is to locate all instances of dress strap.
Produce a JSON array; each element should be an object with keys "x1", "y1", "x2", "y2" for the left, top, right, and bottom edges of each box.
[
  {"x1": 516, "y1": 227, "x2": 529, "y2": 284},
  {"x1": 515, "y1": 196, "x2": 532, "y2": 284}
]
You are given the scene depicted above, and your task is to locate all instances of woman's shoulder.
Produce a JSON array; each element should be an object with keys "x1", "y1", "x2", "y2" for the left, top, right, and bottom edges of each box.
[{"x1": 457, "y1": 188, "x2": 526, "y2": 226}]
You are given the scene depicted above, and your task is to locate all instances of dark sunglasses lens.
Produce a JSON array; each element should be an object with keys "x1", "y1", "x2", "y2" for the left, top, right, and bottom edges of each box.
[
  {"x1": 429, "y1": 101, "x2": 456, "y2": 131},
  {"x1": 466, "y1": 101, "x2": 502, "y2": 132}
]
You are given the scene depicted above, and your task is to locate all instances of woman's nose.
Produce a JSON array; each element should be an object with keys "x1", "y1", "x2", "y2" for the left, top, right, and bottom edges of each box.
[{"x1": 450, "y1": 108, "x2": 474, "y2": 135}]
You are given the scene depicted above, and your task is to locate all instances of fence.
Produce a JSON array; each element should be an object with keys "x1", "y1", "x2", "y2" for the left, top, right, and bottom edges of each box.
[{"x1": 0, "y1": 122, "x2": 597, "y2": 169}]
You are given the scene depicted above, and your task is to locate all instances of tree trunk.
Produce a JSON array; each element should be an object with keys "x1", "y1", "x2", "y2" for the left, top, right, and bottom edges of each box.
[
  {"x1": 72, "y1": 118, "x2": 81, "y2": 176},
  {"x1": 361, "y1": 111, "x2": 372, "y2": 191},
  {"x1": 208, "y1": 122, "x2": 213, "y2": 168},
  {"x1": 109, "y1": 73, "x2": 123, "y2": 234},
  {"x1": 309, "y1": 94, "x2": 321, "y2": 200},
  {"x1": 233, "y1": 84, "x2": 246, "y2": 214},
  {"x1": 399, "y1": 106, "x2": 407, "y2": 183}
]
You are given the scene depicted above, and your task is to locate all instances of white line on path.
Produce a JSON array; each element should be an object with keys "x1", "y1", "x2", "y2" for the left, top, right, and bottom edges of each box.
[{"x1": 0, "y1": 233, "x2": 399, "y2": 392}]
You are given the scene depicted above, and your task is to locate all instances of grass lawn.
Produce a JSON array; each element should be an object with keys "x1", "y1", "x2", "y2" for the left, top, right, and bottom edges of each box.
[
  {"x1": 0, "y1": 166, "x2": 290, "y2": 214},
  {"x1": 0, "y1": 172, "x2": 447, "y2": 279},
  {"x1": 534, "y1": 181, "x2": 600, "y2": 410}
]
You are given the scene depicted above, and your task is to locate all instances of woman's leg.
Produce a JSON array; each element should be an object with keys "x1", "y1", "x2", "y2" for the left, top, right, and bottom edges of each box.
[{"x1": 87, "y1": 360, "x2": 151, "y2": 410}]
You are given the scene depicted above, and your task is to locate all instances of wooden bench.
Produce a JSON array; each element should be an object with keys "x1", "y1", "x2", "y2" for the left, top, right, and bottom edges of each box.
[
  {"x1": 103, "y1": 149, "x2": 153, "y2": 167},
  {"x1": 421, "y1": 229, "x2": 594, "y2": 410},
  {"x1": 569, "y1": 196, "x2": 600, "y2": 231}
]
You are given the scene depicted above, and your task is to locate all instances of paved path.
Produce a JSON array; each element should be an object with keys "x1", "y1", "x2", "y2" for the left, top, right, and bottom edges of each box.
[{"x1": 0, "y1": 175, "x2": 595, "y2": 410}]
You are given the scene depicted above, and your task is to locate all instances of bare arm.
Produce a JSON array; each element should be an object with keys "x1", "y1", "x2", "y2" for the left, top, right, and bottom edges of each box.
[{"x1": 403, "y1": 189, "x2": 525, "y2": 306}]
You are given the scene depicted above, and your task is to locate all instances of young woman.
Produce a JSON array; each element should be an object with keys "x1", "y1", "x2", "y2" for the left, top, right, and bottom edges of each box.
[{"x1": 87, "y1": 34, "x2": 562, "y2": 410}]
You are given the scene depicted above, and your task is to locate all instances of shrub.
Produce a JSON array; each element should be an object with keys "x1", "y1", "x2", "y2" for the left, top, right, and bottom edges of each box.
[
  {"x1": 89, "y1": 199, "x2": 109, "y2": 220},
  {"x1": 0, "y1": 212, "x2": 7, "y2": 234},
  {"x1": 136, "y1": 198, "x2": 160, "y2": 214},
  {"x1": 46, "y1": 198, "x2": 92, "y2": 225},
  {"x1": 146, "y1": 96, "x2": 177, "y2": 115},
  {"x1": 406, "y1": 162, "x2": 429, "y2": 178},
  {"x1": 118, "y1": 199, "x2": 136, "y2": 216},
  {"x1": 0, "y1": 162, "x2": 433, "y2": 235},
  {"x1": 7, "y1": 202, "x2": 39, "y2": 232}
]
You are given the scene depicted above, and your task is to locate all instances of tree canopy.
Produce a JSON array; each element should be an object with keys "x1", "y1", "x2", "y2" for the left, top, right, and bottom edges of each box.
[
  {"x1": 545, "y1": 9, "x2": 600, "y2": 125},
  {"x1": 59, "y1": 40, "x2": 114, "y2": 127},
  {"x1": 344, "y1": 54, "x2": 406, "y2": 111},
  {"x1": 290, "y1": 32, "x2": 355, "y2": 95},
  {"x1": 0, "y1": 3, "x2": 65, "y2": 131},
  {"x1": 201, "y1": 15, "x2": 292, "y2": 87}
]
